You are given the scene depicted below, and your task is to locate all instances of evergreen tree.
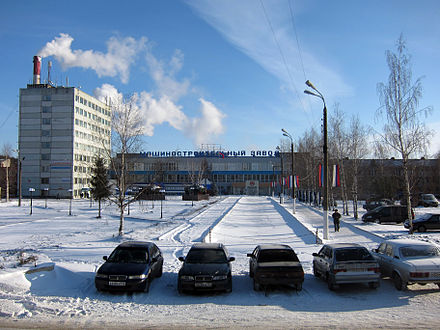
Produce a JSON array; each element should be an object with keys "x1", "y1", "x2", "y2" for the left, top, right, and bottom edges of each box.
[{"x1": 90, "y1": 156, "x2": 111, "y2": 218}]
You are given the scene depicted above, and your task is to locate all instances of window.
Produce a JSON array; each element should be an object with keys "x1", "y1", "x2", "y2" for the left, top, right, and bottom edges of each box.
[
  {"x1": 41, "y1": 130, "x2": 51, "y2": 137},
  {"x1": 41, "y1": 142, "x2": 51, "y2": 148},
  {"x1": 42, "y1": 106, "x2": 52, "y2": 113},
  {"x1": 41, "y1": 154, "x2": 50, "y2": 160},
  {"x1": 41, "y1": 178, "x2": 49, "y2": 184},
  {"x1": 42, "y1": 118, "x2": 51, "y2": 125},
  {"x1": 43, "y1": 95, "x2": 51, "y2": 101}
]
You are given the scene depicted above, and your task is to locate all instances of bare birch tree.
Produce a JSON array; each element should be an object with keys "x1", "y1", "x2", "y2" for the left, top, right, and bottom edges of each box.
[
  {"x1": 376, "y1": 35, "x2": 433, "y2": 231},
  {"x1": 107, "y1": 94, "x2": 145, "y2": 236}
]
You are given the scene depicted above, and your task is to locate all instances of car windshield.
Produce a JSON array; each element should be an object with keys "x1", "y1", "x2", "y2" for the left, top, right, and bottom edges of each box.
[
  {"x1": 258, "y1": 250, "x2": 299, "y2": 262},
  {"x1": 185, "y1": 249, "x2": 227, "y2": 263},
  {"x1": 422, "y1": 194, "x2": 436, "y2": 201},
  {"x1": 107, "y1": 248, "x2": 148, "y2": 264},
  {"x1": 399, "y1": 245, "x2": 440, "y2": 258},
  {"x1": 335, "y1": 248, "x2": 374, "y2": 261}
]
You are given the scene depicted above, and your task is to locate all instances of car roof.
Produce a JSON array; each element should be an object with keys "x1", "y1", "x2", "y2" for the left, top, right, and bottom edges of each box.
[
  {"x1": 384, "y1": 239, "x2": 436, "y2": 247},
  {"x1": 257, "y1": 244, "x2": 292, "y2": 251},
  {"x1": 116, "y1": 241, "x2": 155, "y2": 249},
  {"x1": 325, "y1": 243, "x2": 363, "y2": 249},
  {"x1": 190, "y1": 243, "x2": 225, "y2": 250}
]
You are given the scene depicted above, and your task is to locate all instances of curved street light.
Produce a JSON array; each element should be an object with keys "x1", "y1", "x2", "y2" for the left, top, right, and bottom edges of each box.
[
  {"x1": 281, "y1": 129, "x2": 296, "y2": 214},
  {"x1": 304, "y1": 80, "x2": 329, "y2": 240}
]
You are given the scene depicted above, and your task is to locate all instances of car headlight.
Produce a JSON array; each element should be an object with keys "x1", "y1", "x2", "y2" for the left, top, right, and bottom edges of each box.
[
  {"x1": 213, "y1": 275, "x2": 228, "y2": 281},
  {"x1": 128, "y1": 274, "x2": 147, "y2": 280},
  {"x1": 95, "y1": 273, "x2": 108, "y2": 279},
  {"x1": 180, "y1": 275, "x2": 194, "y2": 281}
]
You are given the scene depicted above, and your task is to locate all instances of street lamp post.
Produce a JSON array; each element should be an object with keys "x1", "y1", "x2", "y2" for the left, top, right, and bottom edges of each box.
[
  {"x1": 43, "y1": 188, "x2": 49, "y2": 208},
  {"x1": 281, "y1": 129, "x2": 296, "y2": 214},
  {"x1": 276, "y1": 146, "x2": 284, "y2": 204},
  {"x1": 29, "y1": 188, "x2": 35, "y2": 215},
  {"x1": 304, "y1": 80, "x2": 329, "y2": 240},
  {"x1": 68, "y1": 189, "x2": 73, "y2": 216}
]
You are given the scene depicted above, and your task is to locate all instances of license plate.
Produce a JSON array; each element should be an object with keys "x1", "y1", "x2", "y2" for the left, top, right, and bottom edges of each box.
[
  {"x1": 195, "y1": 282, "x2": 212, "y2": 288},
  {"x1": 109, "y1": 281, "x2": 126, "y2": 287}
]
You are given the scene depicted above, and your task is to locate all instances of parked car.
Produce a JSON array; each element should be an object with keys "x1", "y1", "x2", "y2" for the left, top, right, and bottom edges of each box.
[
  {"x1": 247, "y1": 244, "x2": 304, "y2": 291},
  {"x1": 363, "y1": 199, "x2": 393, "y2": 211},
  {"x1": 361, "y1": 205, "x2": 410, "y2": 224},
  {"x1": 371, "y1": 239, "x2": 440, "y2": 290},
  {"x1": 95, "y1": 241, "x2": 163, "y2": 292},
  {"x1": 418, "y1": 194, "x2": 439, "y2": 207},
  {"x1": 177, "y1": 243, "x2": 234, "y2": 294},
  {"x1": 404, "y1": 213, "x2": 440, "y2": 232},
  {"x1": 312, "y1": 243, "x2": 380, "y2": 290}
]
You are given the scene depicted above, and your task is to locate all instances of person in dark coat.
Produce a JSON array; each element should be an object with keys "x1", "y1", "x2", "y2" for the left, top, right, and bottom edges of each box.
[{"x1": 332, "y1": 209, "x2": 341, "y2": 232}]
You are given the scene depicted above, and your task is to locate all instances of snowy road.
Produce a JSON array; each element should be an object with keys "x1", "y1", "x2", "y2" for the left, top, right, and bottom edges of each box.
[{"x1": 1, "y1": 196, "x2": 440, "y2": 329}]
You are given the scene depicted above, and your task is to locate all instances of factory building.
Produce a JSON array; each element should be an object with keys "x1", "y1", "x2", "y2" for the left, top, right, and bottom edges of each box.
[{"x1": 18, "y1": 56, "x2": 111, "y2": 198}]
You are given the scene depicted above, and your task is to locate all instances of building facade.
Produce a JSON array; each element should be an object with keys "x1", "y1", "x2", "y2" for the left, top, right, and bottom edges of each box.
[{"x1": 19, "y1": 83, "x2": 111, "y2": 198}]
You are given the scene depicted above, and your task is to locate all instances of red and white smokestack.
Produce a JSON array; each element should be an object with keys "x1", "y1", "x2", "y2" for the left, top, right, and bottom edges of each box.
[{"x1": 33, "y1": 56, "x2": 41, "y2": 84}]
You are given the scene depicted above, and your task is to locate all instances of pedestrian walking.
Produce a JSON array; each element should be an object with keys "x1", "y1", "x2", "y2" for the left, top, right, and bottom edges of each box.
[{"x1": 332, "y1": 209, "x2": 341, "y2": 232}]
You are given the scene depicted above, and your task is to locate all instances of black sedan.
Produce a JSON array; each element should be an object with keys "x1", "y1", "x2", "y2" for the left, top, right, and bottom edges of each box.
[
  {"x1": 404, "y1": 213, "x2": 440, "y2": 232},
  {"x1": 95, "y1": 241, "x2": 163, "y2": 292},
  {"x1": 247, "y1": 244, "x2": 304, "y2": 291},
  {"x1": 177, "y1": 243, "x2": 234, "y2": 294}
]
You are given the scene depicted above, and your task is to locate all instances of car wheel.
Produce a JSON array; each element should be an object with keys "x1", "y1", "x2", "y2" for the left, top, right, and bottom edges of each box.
[
  {"x1": 144, "y1": 277, "x2": 151, "y2": 293},
  {"x1": 418, "y1": 225, "x2": 426, "y2": 233},
  {"x1": 249, "y1": 267, "x2": 254, "y2": 278},
  {"x1": 157, "y1": 264, "x2": 163, "y2": 278},
  {"x1": 313, "y1": 262, "x2": 319, "y2": 277},
  {"x1": 393, "y1": 272, "x2": 407, "y2": 291},
  {"x1": 177, "y1": 280, "x2": 183, "y2": 294},
  {"x1": 253, "y1": 279, "x2": 261, "y2": 291},
  {"x1": 369, "y1": 282, "x2": 379, "y2": 289},
  {"x1": 327, "y1": 274, "x2": 336, "y2": 291},
  {"x1": 296, "y1": 283, "x2": 303, "y2": 291},
  {"x1": 226, "y1": 278, "x2": 232, "y2": 293}
]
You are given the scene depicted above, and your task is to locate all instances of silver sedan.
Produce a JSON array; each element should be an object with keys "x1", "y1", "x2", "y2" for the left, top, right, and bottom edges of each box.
[{"x1": 372, "y1": 239, "x2": 440, "y2": 290}]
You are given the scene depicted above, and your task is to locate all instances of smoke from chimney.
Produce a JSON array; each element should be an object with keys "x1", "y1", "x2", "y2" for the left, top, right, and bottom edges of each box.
[{"x1": 33, "y1": 56, "x2": 41, "y2": 84}]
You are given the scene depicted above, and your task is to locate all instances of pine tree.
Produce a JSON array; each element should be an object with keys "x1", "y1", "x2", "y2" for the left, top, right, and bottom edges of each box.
[{"x1": 90, "y1": 156, "x2": 111, "y2": 218}]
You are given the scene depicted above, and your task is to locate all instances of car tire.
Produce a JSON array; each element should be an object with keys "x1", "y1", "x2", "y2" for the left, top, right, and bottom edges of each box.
[
  {"x1": 296, "y1": 283, "x2": 303, "y2": 291},
  {"x1": 418, "y1": 225, "x2": 426, "y2": 233},
  {"x1": 327, "y1": 274, "x2": 336, "y2": 291},
  {"x1": 157, "y1": 264, "x2": 163, "y2": 278},
  {"x1": 177, "y1": 280, "x2": 183, "y2": 294},
  {"x1": 253, "y1": 280, "x2": 261, "y2": 291},
  {"x1": 313, "y1": 262, "x2": 319, "y2": 277},
  {"x1": 369, "y1": 282, "x2": 379, "y2": 289},
  {"x1": 249, "y1": 267, "x2": 254, "y2": 278},
  {"x1": 144, "y1": 277, "x2": 151, "y2": 293},
  {"x1": 393, "y1": 272, "x2": 407, "y2": 291}
]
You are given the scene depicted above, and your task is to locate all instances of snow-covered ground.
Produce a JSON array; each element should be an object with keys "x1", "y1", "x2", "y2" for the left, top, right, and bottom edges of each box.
[{"x1": 1, "y1": 196, "x2": 440, "y2": 329}]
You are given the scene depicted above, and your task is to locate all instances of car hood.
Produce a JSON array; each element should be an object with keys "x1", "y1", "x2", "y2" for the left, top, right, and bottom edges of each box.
[
  {"x1": 97, "y1": 262, "x2": 149, "y2": 275},
  {"x1": 179, "y1": 262, "x2": 230, "y2": 276},
  {"x1": 404, "y1": 257, "x2": 440, "y2": 269}
]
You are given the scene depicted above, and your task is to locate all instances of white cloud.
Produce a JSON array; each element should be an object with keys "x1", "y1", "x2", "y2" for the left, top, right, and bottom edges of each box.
[{"x1": 38, "y1": 33, "x2": 146, "y2": 83}]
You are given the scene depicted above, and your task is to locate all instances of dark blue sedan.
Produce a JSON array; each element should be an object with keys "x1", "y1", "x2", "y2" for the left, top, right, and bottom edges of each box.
[{"x1": 95, "y1": 241, "x2": 163, "y2": 292}]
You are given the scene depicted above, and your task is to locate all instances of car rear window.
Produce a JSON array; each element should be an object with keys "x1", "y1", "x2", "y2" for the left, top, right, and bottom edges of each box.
[
  {"x1": 185, "y1": 249, "x2": 227, "y2": 263},
  {"x1": 400, "y1": 245, "x2": 440, "y2": 258},
  {"x1": 258, "y1": 250, "x2": 299, "y2": 262},
  {"x1": 108, "y1": 248, "x2": 148, "y2": 264},
  {"x1": 334, "y1": 248, "x2": 374, "y2": 262}
]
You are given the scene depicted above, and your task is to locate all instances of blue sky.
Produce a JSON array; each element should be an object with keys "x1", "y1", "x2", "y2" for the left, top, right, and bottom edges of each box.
[{"x1": 1, "y1": 0, "x2": 440, "y2": 156}]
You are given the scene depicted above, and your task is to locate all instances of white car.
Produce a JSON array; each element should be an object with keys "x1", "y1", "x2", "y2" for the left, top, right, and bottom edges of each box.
[{"x1": 372, "y1": 239, "x2": 440, "y2": 290}]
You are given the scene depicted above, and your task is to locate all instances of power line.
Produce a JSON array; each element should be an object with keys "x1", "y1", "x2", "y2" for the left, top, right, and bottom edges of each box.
[{"x1": 259, "y1": 0, "x2": 307, "y2": 114}]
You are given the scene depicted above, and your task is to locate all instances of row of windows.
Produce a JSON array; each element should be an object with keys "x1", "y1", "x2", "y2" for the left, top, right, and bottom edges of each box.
[
  {"x1": 74, "y1": 118, "x2": 111, "y2": 136},
  {"x1": 75, "y1": 129, "x2": 110, "y2": 146},
  {"x1": 75, "y1": 95, "x2": 110, "y2": 117},
  {"x1": 75, "y1": 107, "x2": 111, "y2": 127},
  {"x1": 74, "y1": 177, "x2": 90, "y2": 185},
  {"x1": 140, "y1": 162, "x2": 268, "y2": 172},
  {"x1": 74, "y1": 165, "x2": 91, "y2": 173},
  {"x1": 74, "y1": 142, "x2": 106, "y2": 156},
  {"x1": 139, "y1": 173, "x2": 273, "y2": 184}
]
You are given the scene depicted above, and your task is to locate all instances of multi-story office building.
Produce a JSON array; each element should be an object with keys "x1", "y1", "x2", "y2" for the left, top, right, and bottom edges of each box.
[{"x1": 19, "y1": 56, "x2": 111, "y2": 198}]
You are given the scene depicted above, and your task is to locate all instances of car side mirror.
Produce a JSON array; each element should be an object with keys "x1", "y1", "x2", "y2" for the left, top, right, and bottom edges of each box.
[
  {"x1": 229, "y1": 257, "x2": 235, "y2": 262},
  {"x1": 103, "y1": 256, "x2": 108, "y2": 261},
  {"x1": 178, "y1": 256, "x2": 185, "y2": 262},
  {"x1": 246, "y1": 253, "x2": 253, "y2": 258},
  {"x1": 312, "y1": 253, "x2": 318, "y2": 257}
]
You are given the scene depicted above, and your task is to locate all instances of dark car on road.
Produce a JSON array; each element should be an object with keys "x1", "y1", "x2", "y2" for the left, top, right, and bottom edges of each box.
[
  {"x1": 418, "y1": 194, "x2": 439, "y2": 207},
  {"x1": 95, "y1": 241, "x2": 163, "y2": 292},
  {"x1": 362, "y1": 205, "x2": 409, "y2": 224},
  {"x1": 363, "y1": 199, "x2": 393, "y2": 211},
  {"x1": 404, "y1": 213, "x2": 440, "y2": 232},
  {"x1": 312, "y1": 243, "x2": 380, "y2": 290},
  {"x1": 177, "y1": 243, "x2": 234, "y2": 294},
  {"x1": 247, "y1": 244, "x2": 304, "y2": 291}
]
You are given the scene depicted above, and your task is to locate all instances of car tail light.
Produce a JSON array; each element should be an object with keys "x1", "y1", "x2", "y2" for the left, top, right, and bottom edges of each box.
[
  {"x1": 368, "y1": 267, "x2": 380, "y2": 273},
  {"x1": 333, "y1": 268, "x2": 347, "y2": 274},
  {"x1": 410, "y1": 272, "x2": 429, "y2": 278}
]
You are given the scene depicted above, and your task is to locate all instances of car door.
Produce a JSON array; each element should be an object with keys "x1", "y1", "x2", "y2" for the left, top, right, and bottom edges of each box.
[
  {"x1": 374, "y1": 243, "x2": 387, "y2": 272},
  {"x1": 427, "y1": 215, "x2": 440, "y2": 230},
  {"x1": 382, "y1": 244, "x2": 395, "y2": 276},
  {"x1": 317, "y1": 246, "x2": 331, "y2": 275},
  {"x1": 249, "y1": 247, "x2": 259, "y2": 275},
  {"x1": 379, "y1": 207, "x2": 392, "y2": 223}
]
